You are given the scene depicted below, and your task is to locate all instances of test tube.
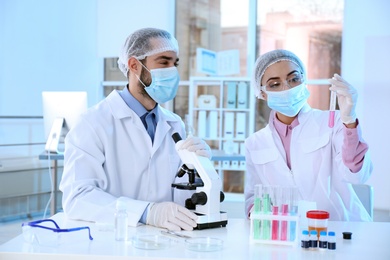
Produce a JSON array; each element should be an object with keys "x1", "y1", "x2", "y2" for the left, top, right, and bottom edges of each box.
[
  {"x1": 254, "y1": 184, "x2": 262, "y2": 213},
  {"x1": 261, "y1": 185, "x2": 271, "y2": 240},
  {"x1": 280, "y1": 187, "x2": 290, "y2": 241},
  {"x1": 253, "y1": 184, "x2": 262, "y2": 239},
  {"x1": 289, "y1": 187, "x2": 299, "y2": 241},
  {"x1": 328, "y1": 88, "x2": 337, "y2": 128},
  {"x1": 271, "y1": 186, "x2": 281, "y2": 240}
]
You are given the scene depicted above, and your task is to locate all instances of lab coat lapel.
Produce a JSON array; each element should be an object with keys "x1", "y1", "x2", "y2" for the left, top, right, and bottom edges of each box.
[
  {"x1": 107, "y1": 90, "x2": 153, "y2": 153},
  {"x1": 151, "y1": 106, "x2": 178, "y2": 156},
  {"x1": 152, "y1": 120, "x2": 170, "y2": 155}
]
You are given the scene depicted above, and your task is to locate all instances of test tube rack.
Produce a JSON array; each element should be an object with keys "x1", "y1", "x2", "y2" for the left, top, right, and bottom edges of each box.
[{"x1": 250, "y1": 212, "x2": 299, "y2": 246}]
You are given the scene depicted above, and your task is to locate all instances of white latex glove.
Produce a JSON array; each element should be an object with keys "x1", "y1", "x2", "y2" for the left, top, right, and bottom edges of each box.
[
  {"x1": 177, "y1": 136, "x2": 212, "y2": 159},
  {"x1": 328, "y1": 73, "x2": 358, "y2": 124},
  {"x1": 146, "y1": 202, "x2": 198, "y2": 231}
]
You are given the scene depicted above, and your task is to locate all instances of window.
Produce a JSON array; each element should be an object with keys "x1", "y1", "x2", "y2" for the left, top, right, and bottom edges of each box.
[
  {"x1": 175, "y1": 0, "x2": 344, "y2": 193},
  {"x1": 175, "y1": 0, "x2": 343, "y2": 125},
  {"x1": 256, "y1": 0, "x2": 344, "y2": 122}
]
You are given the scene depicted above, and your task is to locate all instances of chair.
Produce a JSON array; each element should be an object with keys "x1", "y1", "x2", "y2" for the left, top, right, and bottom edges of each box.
[{"x1": 352, "y1": 184, "x2": 374, "y2": 219}]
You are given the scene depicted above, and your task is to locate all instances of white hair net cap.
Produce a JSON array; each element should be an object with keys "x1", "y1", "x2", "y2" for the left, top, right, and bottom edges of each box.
[
  {"x1": 117, "y1": 28, "x2": 179, "y2": 77},
  {"x1": 251, "y1": 49, "x2": 306, "y2": 99}
]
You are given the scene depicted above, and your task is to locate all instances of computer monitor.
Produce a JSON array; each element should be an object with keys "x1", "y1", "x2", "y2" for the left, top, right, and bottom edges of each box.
[{"x1": 42, "y1": 91, "x2": 88, "y2": 153}]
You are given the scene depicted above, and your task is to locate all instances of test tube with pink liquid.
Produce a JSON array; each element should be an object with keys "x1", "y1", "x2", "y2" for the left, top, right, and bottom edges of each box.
[
  {"x1": 271, "y1": 186, "x2": 281, "y2": 240},
  {"x1": 328, "y1": 87, "x2": 337, "y2": 128},
  {"x1": 280, "y1": 187, "x2": 290, "y2": 241}
]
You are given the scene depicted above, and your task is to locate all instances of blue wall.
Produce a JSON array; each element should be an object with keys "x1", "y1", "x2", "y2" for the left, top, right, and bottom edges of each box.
[
  {"x1": 0, "y1": 0, "x2": 175, "y2": 149},
  {"x1": 0, "y1": 0, "x2": 102, "y2": 117}
]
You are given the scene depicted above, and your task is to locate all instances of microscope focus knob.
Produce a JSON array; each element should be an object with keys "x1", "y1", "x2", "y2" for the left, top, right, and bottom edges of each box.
[
  {"x1": 191, "y1": 192, "x2": 207, "y2": 205},
  {"x1": 220, "y1": 191, "x2": 225, "y2": 202}
]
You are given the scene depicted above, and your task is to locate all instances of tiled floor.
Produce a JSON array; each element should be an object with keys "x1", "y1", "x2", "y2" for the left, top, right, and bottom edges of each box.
[{"x1": 1, "y1": 207, "x2": 389, "y2": 246}]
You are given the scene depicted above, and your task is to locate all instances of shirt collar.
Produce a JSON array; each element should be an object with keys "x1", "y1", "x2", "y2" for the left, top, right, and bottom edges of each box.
[
  {"x1": 119, "y1": 85, "x2": 159, "y2": 119},
  {"x1": 273, "y1": 114, "x2": 300, "y2": 137}
]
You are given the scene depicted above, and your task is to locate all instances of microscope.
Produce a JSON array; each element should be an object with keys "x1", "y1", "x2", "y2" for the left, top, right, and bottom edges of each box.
[{"x1": 171, "y1": 133, "x2": 228, "y2": 230}]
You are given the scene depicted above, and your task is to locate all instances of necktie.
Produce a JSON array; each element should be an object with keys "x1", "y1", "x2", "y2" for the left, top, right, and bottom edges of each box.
[{"x1": 144, "y1": 112, "x2": 155, "y2": 143}]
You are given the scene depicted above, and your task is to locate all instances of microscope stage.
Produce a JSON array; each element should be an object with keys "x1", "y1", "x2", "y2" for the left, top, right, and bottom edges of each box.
[{"x1": 194, "y1": 211, "x2": 228, "y2": 230}]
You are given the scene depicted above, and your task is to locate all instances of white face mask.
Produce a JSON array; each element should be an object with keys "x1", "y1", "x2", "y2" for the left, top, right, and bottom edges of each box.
[
  {"x1": 264, "y1": 83, "x2": 310, "y2": 117},
  {"x1": 136, "y1": 62, "x2": 180, "y2": 104}
]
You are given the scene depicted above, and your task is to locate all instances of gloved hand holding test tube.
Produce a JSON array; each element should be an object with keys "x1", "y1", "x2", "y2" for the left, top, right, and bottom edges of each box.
[{"x1": 328, "y1": 86, "x2": 337, "y2": 128}]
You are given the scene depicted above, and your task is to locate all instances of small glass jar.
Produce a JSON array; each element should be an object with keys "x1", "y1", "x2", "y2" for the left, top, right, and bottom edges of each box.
[
  {"x1": 327, "y1": 231, "x2": 336, "y2": 250},
  {"x1": 306, "y1": 210, "x2": 329, "y2": 239}
]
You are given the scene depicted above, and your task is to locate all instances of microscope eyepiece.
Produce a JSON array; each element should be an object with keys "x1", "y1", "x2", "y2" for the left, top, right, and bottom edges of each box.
[{"x1": 172, "y1": 132, "x2": 182, "y2": 143}]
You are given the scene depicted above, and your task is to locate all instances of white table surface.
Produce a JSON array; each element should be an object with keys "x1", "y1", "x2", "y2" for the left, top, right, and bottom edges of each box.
[{"x1": 1, "y1": 212, "x2": 389, "y2": 260}]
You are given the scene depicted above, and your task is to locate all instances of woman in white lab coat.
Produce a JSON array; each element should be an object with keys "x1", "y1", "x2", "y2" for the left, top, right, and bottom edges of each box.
[
  {"x1": 60, "y1": 28, "x2": 210, "y2": 231},
  {"x1": 244, "y1": 49, "x2": 373, "y2": 221}
]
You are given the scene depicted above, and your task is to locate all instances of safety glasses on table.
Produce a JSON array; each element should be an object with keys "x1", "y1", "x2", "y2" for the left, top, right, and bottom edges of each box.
[{"x1": 22, "y1": 219, "x2": 93, "y2": 246}]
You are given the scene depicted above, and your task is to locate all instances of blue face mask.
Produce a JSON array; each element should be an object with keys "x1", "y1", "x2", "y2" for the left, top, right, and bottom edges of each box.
[
  {"x1": 136, "y1": 62, "x2": 180, "y2": 104},
  {"x1": 264, "y1": 83, "x2": 310, "y2": 117}
]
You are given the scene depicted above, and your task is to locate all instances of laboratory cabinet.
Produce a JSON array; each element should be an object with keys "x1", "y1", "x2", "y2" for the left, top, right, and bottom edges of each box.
[{"x1": 187, "y1": 77, "x2": 255, "y2": 193}]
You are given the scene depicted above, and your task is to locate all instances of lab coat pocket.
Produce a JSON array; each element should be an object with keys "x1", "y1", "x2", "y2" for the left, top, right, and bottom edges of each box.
[
  {"x1": 250, "y1": 148, "x2": 279, "y2": 165},
  {"x1": 300, "y1": 133, "x2": 330, "y2": 153}
]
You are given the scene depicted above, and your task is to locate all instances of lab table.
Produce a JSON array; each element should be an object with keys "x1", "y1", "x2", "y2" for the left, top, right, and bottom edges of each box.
[{"x1": 1, "y1": 212, "x2": 389, "y2": 260}]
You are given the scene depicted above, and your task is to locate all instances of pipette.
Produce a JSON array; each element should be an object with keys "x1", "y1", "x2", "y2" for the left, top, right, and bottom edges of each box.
[{"x1": 328, "y1": 87, "x2": 336, "y2": 128}]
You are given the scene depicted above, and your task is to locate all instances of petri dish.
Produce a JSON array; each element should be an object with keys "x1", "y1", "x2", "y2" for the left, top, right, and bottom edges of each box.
[
  {"x1": 185, "y1": 237, "x2": 223, "y2": 252},
  {"x1": 132, "y1": 235, "x2": 173, "y2": 250}
]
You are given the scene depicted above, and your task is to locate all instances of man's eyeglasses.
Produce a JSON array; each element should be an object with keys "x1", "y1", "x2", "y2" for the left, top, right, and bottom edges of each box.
[
  {"x1": 22, "y1": 219, "x2": 93, "y2": 246},
  {"x1": 261, "y1": 73, "x2": 304, "y2": 92}
]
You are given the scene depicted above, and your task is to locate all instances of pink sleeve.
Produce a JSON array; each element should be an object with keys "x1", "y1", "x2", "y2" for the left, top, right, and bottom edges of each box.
[{"x1": 342, "y1": 119, "x2": 369, "y2": 173}]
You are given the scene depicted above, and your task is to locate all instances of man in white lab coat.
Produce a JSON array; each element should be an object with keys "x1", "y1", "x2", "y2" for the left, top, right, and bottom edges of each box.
[
  {"x1": 60, "y1": 28, "x2": 211, "y2": 231},
  {"x1": 245, "y1": 49, "x2": 373, "y2": 221}
]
